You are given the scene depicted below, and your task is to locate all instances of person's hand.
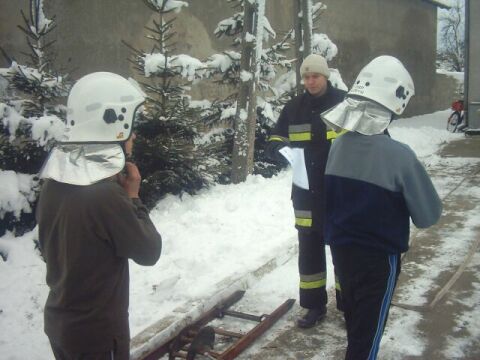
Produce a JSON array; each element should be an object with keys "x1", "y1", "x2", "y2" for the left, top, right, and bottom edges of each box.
[
  {"x1": 117, "y1": 162, "x2": 141, "y2": 198},
  {"x1": 265, "y1": 142, "x2": 290, "y2": 167}
]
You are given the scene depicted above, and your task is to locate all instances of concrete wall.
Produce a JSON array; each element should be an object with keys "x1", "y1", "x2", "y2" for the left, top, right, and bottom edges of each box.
[
  {"x1": 0, "y1": 0, "x2": 458, "y2": 116},
  {"x1": 466, "y1": 0, "x2": 480, "y2": 129},
  {"x1": 317, "y1": 0, "x2": 441, "y2": 116},
  {"x1": 432, "y1": 72, "x2": 462, "y2": 110}
]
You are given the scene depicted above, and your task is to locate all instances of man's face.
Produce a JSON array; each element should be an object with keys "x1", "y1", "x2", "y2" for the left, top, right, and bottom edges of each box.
[{"x1": 303, "y1": 73, "x2": 328, "y2": 97}]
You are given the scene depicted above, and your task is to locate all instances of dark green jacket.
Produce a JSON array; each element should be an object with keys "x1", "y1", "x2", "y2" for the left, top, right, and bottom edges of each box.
[{"x1": 36, "y1": 178, "x2": 162, "y2": 353}]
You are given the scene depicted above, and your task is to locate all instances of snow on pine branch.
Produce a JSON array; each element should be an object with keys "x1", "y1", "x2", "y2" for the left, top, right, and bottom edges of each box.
[
  {"x1": 312, "y1": 1, "x2": 327, "y2": 18},
  {"x1": 29, "y1": 0, "x2": 54, "y2": 36},
  {"x1": 29, "y1": 115, "x2": 65, "y2": 146},
  {"x1": 1, "y1": 103, "x2": 65, "y2": 145},
  {"x1": 312, "y1": 33, "x2": 338, "y2": 61},
  {"x1": 0, "y1": 62, "x2": 67, "y2": 94},
  {"x1": 245, "y1": 32, "x2": 256, "y2": 43},
  {"x1": 257, "y1": 96, "x2": 276, "y2": 123},
  {"x1": 214, "y1": 8, "x2": 275, "y2": 41},
  {"x1": 221, "y1": 103, "x2": 237, "y2": 121},
  {"x1": 189, "y1": 100, "x2": 212, "y2": 110},
  {"x1": 143, "y1": 53, "x2": 205, "y2": 81},
  {"x1": 240, "y1": 70, "x2": 253, "y2": 82},
  {"x1": 214, "y1": 12, "x2": 244, "y2": 38},
  {"x1": 0, "y1": 171, "x2": 38, "y2": 219},
  {"x1": 204, "y1": 51, "x2": 241, "y2": 74},
  {"x1": 0, "y1": 103, "x2": 25, "y2": 140},
  {"x1": 328, "y1": 68, "x2": 348, "y2": 91},
  {"x1": 273, "y1": 70, "x2": 296, "y2": 97},
  {"x1": 260, "y1": 14, "x2": 276, "y2": 40},
  {"x1": 145, "y1": 0, "x2": 188, "y2": 13}
]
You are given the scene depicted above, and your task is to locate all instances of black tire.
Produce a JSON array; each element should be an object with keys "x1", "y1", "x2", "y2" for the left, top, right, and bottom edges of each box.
[{"x1": 447, "y1": 112, "x2": 461, "y2": 132}]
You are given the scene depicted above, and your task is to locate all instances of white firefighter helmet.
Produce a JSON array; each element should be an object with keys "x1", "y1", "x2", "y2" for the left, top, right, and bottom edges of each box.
[
  {"x1": 348, "y1": 55, "x2": 415, "y2": 115},
  {"x1": 63, "y1": 72, "x2": 146, "y2": 143}
]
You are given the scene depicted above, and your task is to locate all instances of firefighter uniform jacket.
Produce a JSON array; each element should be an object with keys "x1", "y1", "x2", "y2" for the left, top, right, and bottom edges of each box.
[{"x1": 268, "y1": 82, "x2": 346, "y2": 231}]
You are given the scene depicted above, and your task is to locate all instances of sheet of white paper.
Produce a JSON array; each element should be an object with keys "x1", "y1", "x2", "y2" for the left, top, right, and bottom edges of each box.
[
  {"x1": 279, "y1": 146, "x2": 309, "y2": 190},
  {"x1": 279, "y1": 146, "x2": 294, "y2": 166}
]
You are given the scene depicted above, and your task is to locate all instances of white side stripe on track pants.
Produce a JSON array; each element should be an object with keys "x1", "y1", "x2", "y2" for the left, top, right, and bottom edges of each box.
[{"x1": 367, "y1": 254, "x2": 398, "y2": 360}]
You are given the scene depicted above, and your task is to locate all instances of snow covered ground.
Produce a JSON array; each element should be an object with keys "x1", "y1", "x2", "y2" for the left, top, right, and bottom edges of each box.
[{"x1": 0, "y1": 109, "x2": 471, "y2": 359}]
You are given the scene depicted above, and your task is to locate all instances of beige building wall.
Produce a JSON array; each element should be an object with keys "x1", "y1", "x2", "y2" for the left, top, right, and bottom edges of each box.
[{"x1": 0, "y1": 0, "x2": 458, "y2": 116}]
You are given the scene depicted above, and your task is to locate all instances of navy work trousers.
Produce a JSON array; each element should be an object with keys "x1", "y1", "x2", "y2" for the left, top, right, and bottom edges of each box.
[{"x1": 298, "y1": 230, "x2": 343, "y2": 310}]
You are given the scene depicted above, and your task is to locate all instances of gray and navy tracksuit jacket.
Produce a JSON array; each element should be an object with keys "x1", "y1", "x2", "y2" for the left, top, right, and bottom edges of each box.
[
  {"x1": 324, "y1": 130, "x2": 442, "y2": 360},
  {"x1": 324, "y1": 131, "x2": 442, "y2": 253}
]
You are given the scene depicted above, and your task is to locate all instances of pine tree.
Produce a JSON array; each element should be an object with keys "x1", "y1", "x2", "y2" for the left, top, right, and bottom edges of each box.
[
  {"x1": 291, "y1": 0, "x2": 347, "y2": 93},
  {"x1": 0, "y1": 0, "x2": 69, "y2": 239},
  {"x1": 254, "y1": 29, "x2": 296, "y2": 178},
  {"x1": 126, "y1": 0, "x2": 224, "y2": 208},
  {"x1": 256, "y1": 0, "x2": 348, "y2": 177},
  {"x1": 203, "y1": 0, "x2": 293, "y2": 180}
]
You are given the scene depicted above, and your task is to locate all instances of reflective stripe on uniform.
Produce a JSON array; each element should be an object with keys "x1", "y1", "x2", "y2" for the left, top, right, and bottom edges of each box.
[
  {"x1": 327, "y1": 129, "x2": 348, "y2": 141},
  {"x1": 300, "y1": 272, "x2": 327, "y2": 289},
  {"x1": 295, "y1": 209, "x2": 312, "y2": 228},
  {"x1": 268, "y1": 135, "x2": 289, "y2": 143},
  {"x1": 290, "y1": 132, "x2": 312, "y2": 141},
  {"x1": 289, "y1": 124, "x2": 346, "y2": 142},
  {"x1": 289, "y1": 124, "x2": 312, "y2": 142},
  {"x1": 335, "y1": 275, "x2": 342, "y2": 291},
  {"x1": 296, "y1": 218, "x2": 312, "y2": 227}
]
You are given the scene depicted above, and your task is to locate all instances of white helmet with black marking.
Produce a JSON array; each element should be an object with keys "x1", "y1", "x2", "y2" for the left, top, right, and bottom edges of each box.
[
  {"x1": 348, "y1": 55, "x2": 414, "y2": 115},
  {"x1": 63, "y1": 72, "x2": 146, "y2": 143}
]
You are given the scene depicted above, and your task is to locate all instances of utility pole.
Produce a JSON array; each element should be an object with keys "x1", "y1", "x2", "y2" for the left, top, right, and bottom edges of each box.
[
  {"x1": 465, "y1": 0, "x2": 480, "y2": 134},
  {"x1": 293, "y1": 0, "x2": 313, "y2": 96},
  {"x1": 293, "y1": 0, "x2": 303, "y2": 96}
]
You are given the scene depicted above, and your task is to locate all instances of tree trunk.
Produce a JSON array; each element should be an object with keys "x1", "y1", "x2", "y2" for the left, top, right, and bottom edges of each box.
[
  {"x1": 294, "y1": 0, "x2": 303, "y2": 96},
  {"x1": 231, "y1": 1, "x2": 258, "y2": 184},
  {"x1": 301, "y1": 0, "x2": 312, "y2": 57}
]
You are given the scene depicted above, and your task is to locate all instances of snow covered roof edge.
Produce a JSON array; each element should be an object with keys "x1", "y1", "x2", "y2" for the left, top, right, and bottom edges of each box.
[{"x1": 421, "y1": 0, "x2": 451, "y2": 10}]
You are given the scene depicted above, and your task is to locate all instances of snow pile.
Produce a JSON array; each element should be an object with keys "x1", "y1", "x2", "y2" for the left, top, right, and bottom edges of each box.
[
  {"x1": 0, "y1": 110, "x2": 475, "y2": 359},
  {"x1": 390, "y1": 109, "x2": 462, "y2": 158},
  {"x1": 129, "y1": 171, "x2": 295, "y2": 334},
  {"x1": 436, "y1": 69, "x2": 464, "y2": 84}
]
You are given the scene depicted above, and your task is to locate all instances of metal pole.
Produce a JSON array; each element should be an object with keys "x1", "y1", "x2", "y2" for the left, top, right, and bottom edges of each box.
[{"x1": 464, "y1": 0, "x2": 469, "y2": 126}]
